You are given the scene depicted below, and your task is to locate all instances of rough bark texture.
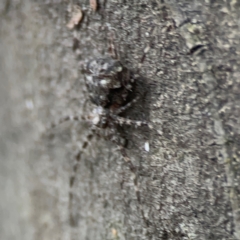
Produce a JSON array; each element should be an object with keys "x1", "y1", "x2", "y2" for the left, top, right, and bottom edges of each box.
[{"x1": 1, "y1": 0, "x2": 240, "y2": 239}]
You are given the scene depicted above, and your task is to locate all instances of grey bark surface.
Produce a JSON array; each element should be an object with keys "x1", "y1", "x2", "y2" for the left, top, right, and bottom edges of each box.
[{"x1": 0, "y1": 0, "x2": 240, "y2": 240}]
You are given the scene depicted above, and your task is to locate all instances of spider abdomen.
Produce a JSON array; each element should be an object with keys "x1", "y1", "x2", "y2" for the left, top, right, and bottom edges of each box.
[{"x1": 85, "y1": 57, "x2": 134, "y2": 109}]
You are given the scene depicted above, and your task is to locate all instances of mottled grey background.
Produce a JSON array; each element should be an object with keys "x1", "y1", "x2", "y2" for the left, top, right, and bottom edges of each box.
[{"x1": 0, "y1": 0, "x2": 240, "y2": 239}]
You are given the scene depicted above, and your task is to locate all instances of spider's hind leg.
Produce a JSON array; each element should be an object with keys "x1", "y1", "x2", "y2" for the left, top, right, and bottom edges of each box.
[
  {"x1": 69, "y1": 129, "x2": 94, "y2": 187},
  {"x1": 68, "y1": 126, "x2": 96, "y2": 226},
  {"x1": 117, "y1": 146, "x2": 150, "y2": 227},
  {"x1": 112, "y1": 96, "x2": 152, "y2": 128}
]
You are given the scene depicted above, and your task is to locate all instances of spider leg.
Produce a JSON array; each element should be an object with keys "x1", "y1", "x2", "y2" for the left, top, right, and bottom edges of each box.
[
  {"x1": 68, "y1": 126, "x2": 96, "y2": 226},
  {"x1": 118, "y1": 146, "x2": 149, "y2": 227},
  {"x1": 109, "y1": 128, "x2": 149, "y2": 226},
  {"x1": 108, "y1": 30, "x2": 118, "y2": 59},
  {"x1": 49, "y1": 114, "x2": 89, "y2": 129},
  {"x1": 114, "y1": 97, "x2": 139, "y2": 115},
  {"x1": 110, "y1": 114, "x2": 152, "y2": 128},
  {"x1": 69, "y1": 129, "x2": 95, "y2": 186},
  {"x1": 111, "y1": 98, "x2": 153, "y2": 128}
]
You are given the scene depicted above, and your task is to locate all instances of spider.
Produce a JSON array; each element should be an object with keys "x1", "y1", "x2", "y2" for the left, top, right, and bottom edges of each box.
[
  {"x1": 85, "y1": 57, "x2": 150, "y2": 128},
  {"x1": 50, "y1": 55, "x2": 151, "y2": 227}
]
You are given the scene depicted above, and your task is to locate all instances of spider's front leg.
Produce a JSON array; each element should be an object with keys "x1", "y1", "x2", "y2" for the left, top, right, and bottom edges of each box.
[
  {"x1": 110, "y1": 113, "x2": 152, "y2": 128},
  {"x1": 114, "y1": 97, "x2": 139, "y2": 115},
  {"x1": 49, "y1": 114, "x2": 85, "y2": 129},
  {"x1": 110, "y1": 96, "x2": 152, "y2": 129}
]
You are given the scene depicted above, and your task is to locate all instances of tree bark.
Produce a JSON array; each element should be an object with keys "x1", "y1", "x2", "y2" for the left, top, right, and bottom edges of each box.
[{"x1": 1, "y1": 0, "x2": 240, "y2": 239}]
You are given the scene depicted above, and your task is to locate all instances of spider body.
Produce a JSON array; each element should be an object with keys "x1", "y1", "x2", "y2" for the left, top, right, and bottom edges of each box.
[
  {"x1": 51, "y1": 57, "x2": 148, "y2": 131},
  {"x1": 79, "y1": 57, "x2": 150, "y2": 226},
  {"x1": 50, "y1": 56, "x2": 150, "y2": 227},
  {"x1": 84, "y1": 57, "x2": 148, "y2": 134}
]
